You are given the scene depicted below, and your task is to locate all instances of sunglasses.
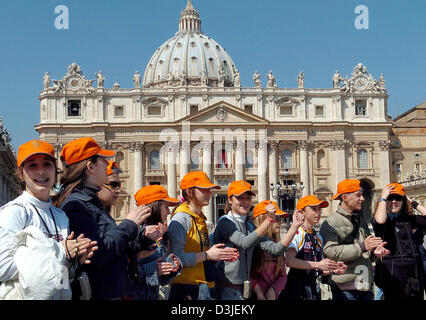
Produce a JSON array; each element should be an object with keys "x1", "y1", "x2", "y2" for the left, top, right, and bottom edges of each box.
[
  {"x1": 104, "y1": 181, "x2": 122, "y2": 190},
  {"x1": 387, "y1": 195, "x2": 404, "y2": 202}
]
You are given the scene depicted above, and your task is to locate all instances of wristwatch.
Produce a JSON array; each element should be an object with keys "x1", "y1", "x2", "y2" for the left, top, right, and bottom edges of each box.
[{"x1": 378, "y1": 197, "x2": 387, "y2": 203}]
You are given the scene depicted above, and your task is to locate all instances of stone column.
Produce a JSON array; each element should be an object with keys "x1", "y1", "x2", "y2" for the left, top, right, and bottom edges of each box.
[
  {"x1": 235, "y1": 141, "x2": 245, "y2": 181},
  {"x1": 257, "y1": 141, "x2": 268, "y2": 202},
  {"x1": 378, "y1": 140, "x2": 391, "y2": 187},
  {"x1": 332, "y1": 140, "x2": 347, "y2": 212},
  {"x1": 131, "y1": 142, "x2": 144, "y2": 194},
  {"x1": 167, "y1": 144, "x2": 178, "y2": 199},
  {"x1": 202, "y1": 141, "x2": 214, "y2": 223},
  {"x1": 298, "y1": 140, "x2": 310, "y2": 196},
  {"x1": 268, "y1": 141, "x2": 279, "y2": 199},
  {"x1": 180, "y1": 141, "x2": 190, "y2": 180}
]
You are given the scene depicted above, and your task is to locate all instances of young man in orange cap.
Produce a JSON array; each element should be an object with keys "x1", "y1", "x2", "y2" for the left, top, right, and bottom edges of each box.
[
  {"x1": 319, "y1": 179, "x2": 389, "y2": 300},
  {"x1": 213, "y1": 180, "x2": 304, "y2": 300},
  {"x1": 280, "y1": 195, "x2": 347, "y2": 300}
]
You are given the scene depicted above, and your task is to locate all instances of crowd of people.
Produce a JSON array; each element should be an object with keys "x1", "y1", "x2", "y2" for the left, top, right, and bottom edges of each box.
[{"x1": 0, "y1": 137, "x2": 425, "y2": 300}]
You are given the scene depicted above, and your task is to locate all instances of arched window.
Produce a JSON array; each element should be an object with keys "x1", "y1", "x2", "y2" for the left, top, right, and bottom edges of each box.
[
  {"x1": 115, "y1": 151, "x2": 125, "y2": 171},
  {"x1": 317, "y1": 150, "x2": 326, "y2": 169},
  {"x1": 246, "y1": 150, "x2": 254, "y2": 168},
  {"x1": 149, "y1": 150, "x2": 161, "y2": 169},
  {"x1": 282, "y1": 149, "x2": 292, "y2": 169},
  {"x1": 190, "y1": 150, "x2": 200, "y2": 170},
  {"x1": 216, "y1": 149, "x2": 228, "y2": 168},
  {"x1": 357, "y1": 149, "x2": 368, "y2": 169}
]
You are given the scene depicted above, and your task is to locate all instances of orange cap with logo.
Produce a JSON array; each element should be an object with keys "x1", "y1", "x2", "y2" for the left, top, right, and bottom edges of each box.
[
  {"x1": 17, "y1": 140, "x2": 56, "y2": 168},
  {"x1": 134, "y1": 185, "x2": 180, "y2": 206},
  {"x1": 227, "y1": 180, "x2": 256, "y2": 198},
  {"x1": 106, "y1": 161, "x2": 122, "y2": 176},
  {"x1": 331, "y1": 179, "x2": 361, "y2": 200},
  {"x1": 180, "y1": 171, "x2": 220, "y2": 190},
  {"x1": 386, "y1": 182, "x2": 406, "y2": 196},
  {"x1": 296, "y1": 195, "x2": 329, "y2": 211},
  {"x1": 60, "y1": 137, "x2": 115, "y2": 166},
  {"x1": 253, "y1": 200, "x2": 287, "y2": 219}
]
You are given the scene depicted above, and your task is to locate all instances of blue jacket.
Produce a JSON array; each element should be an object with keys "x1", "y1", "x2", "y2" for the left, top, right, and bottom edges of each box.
[{"x1": 60, "y1": 185, "x2": 138, "y2": 300}]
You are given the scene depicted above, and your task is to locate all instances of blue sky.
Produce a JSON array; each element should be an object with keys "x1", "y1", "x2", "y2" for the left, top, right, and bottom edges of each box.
[{"x1": 0, "y1": 0, "x2": 425, "y2": 151}]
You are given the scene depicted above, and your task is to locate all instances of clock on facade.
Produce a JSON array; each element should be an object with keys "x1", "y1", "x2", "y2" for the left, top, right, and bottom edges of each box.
[
  {"x1": 354, "y1": 76, "x2": 368, "y2": 91},
  {"x1": 66, "y1": 76, "x2": 82, "y2": 91}
]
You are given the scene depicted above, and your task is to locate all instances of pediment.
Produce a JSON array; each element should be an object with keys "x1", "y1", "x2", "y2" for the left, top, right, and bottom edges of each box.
[{"x1": 178, "y1": 101, "x2": 269, "y2": 125}]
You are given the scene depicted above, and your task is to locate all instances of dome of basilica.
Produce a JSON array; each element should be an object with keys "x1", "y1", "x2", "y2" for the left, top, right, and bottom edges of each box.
[{"x1": 143, "y1": 0, "x2": 239, "y2": 88}]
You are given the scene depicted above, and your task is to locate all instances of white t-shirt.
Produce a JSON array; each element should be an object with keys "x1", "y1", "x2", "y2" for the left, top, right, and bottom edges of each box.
[{"x1": 288, "y1": 225, "x2": 323, "y2": 256}]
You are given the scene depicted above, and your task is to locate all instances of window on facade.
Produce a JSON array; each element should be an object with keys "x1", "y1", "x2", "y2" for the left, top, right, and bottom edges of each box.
[
  {"x1": 114, "y1": 106, "x2": 124, "y2": 117},
  {"x1": 190, "y1": 151, "x2": 199, "y2": 170},
  {"x1": 149, "y1": 181, "x2": 161, "y2": 185},
  {"x1": 246, "y1": 180, "x2": 255, "y2": 186},
  {"x1": 67, "y1": 100, "x2": 81, "y2": 117},
  {"x1": 190, "y1": 105, "x2": 199, "y2": 115},
  {"x1": 317, "y1": 150, "x2": 326, "y2": 168},
  {"x1": 246, "y1": 150, "x2": 254, "y2": 168},
  {"x1": 280, "y1": 106, "x2": 293, "y2": 116},
  {"x1": 415, "y1": 163, "x2": 421, "y2": 175},
  {"x1": 147, "y1": 106, "x2": 162, "y2": 116},
  {"x1": 281, "y1": 149, "x2": 292, "y2": 168},
  {"x1": 149, "y1": 150, "x2": 161, "y2": 169},
  {"x1": 244, "y1": 105, "x2": 253, "y2": 114},
  {"x1": 396, "y1": 163, "x2": 402, "y2": 174},
  {"x1": 216, "y1": 149, "x2": 228, "y2": 168},
  {"x1": 315, "y1": 105, "x2": 324, "y2": 116},
  {"x1": 357, "y1": 149, "x2": 368, "y2": 169},
  {"x1": 355, "y1": 100, "x2": 367, "y2": 116}
]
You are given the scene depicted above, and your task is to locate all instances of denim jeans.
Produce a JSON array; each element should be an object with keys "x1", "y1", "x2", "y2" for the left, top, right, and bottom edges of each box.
[
  {"x1": 220, "y1": 287, "x2": 244, "y2": 300},
  {"x1": 331, "y1": 285, "x2": 373, "y2": 301}
]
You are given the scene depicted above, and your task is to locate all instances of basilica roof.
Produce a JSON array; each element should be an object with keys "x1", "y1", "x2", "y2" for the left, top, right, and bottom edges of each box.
[{"x1": 142, "y1": 0, "x2": 238, "y2": 88}]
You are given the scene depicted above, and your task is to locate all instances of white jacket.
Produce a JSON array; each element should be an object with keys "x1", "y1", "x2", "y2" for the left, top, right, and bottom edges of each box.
[
  {"x1": 0, "y1": 226, "x2": 71, "y2": 300},
  {"x1": 0, "y1": 191, "x2": 71, "y2": 300}
]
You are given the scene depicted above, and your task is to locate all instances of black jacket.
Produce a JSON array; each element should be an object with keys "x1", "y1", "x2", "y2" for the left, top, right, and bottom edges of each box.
[{"x1": 60, "y1": 185, "x2": 138, "y2": 300}]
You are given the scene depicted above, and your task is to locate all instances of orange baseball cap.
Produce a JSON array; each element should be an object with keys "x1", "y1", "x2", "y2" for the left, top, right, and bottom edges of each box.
[
  {"x1": 134, "y1": 185, "x2": 179, "y2": 206},
  {"x1": 17, "y1": 140, "x2": 56, "y2": 168},
  {"x1": 331, "y1": 179, "x2": 361, "y2": 200},
  {"x1": 253, "y1": 200, "x2": 288, "y2": 219},
  {"x1": 227, "y1": 180, "x2": 256, "y2": 198},
  {"x1": 60, "y1": 137, "x2": 115, "y2": 166},
  {"x1": 180, "y1": 171, "x2": 220, "y2": 190},
  {"x1": 386, "y1": 183, "x2": 406, "y2": 196},
  {"x1": 296, "y1": 195, "x2": 329, "y2": 211},
  {"x1": 107, "y1": 161, "x2": 122, "y2": 176}
]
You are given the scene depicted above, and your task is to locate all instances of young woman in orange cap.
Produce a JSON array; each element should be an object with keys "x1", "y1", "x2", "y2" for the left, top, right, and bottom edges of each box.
[
  {"x1": 97, "y1": 161, "x2": 122, "y2": 215},
  {"x1": 373, "y1": 183, "x2": 426, "y2": 300},
  {"x1": 279, "y1": 195, "x2": 347, "y2": 300},
  {"x1": 167, "y1": 171, "x2": 239, "y2": 300},
  {"x1": 250, "y1": 200, "x2": 289, "y2": 300},
  {"x1": 213, "y1": 180, "x2": 304, "y2": 300},
  {"x1": 0, "y1": 140, "x2": 97, "y2": 300},
  {"x1": 127, "y1": 185, "x2": 182, "y2": 300},
  {"x1": 54, "y1": 137, "x2": 152, "y2": 300}
]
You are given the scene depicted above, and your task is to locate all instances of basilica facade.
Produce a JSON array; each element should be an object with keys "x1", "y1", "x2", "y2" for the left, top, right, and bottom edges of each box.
[{"x1": 35, "y1": 0, "x2": 393, "y2": 224}]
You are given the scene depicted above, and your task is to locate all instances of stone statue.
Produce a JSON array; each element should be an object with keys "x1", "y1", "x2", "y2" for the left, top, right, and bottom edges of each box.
[
  {"x1": 376, "y1": 73, "x2": 386, "y2": 92},
  {"x1": 133, "y1": 71, "x2": 141, "y2": 88},
  {"x1": 200, "y1": 70, "x2": 208, "y2": 86},
  {"x1": 167, "y1": 71, "x2": 174, "y2": 86},
  {"x1": 95, "y1": 70, "x2": 105, "y2": 88},
  {"x1": 267, "y1": 70, "x2": 276, "y2": 88},
  {"x1": 297, "y1": 71, "x2": 304, "y2": 88},
  {"x1": 52, "y1": 79, "x2": 63, "y2": 93},
  {"x1": 43, "y1": 72, "x2": 51, "y2": 89},
  {"x1": 332, "y1": 70, "x2": 342, "y2": 88},
  {"x1": 234, "y1": 70, "x2": 241, "y2": 87},
  {"x1": 180, "y1": 71, "x2": 187, "y2": 86},
  {"x1": 253, "y1": 71, "x2": 261, "y2": 88},
  {"x1": 218, "y1": 65, "x2": 225, "y2": 87}
]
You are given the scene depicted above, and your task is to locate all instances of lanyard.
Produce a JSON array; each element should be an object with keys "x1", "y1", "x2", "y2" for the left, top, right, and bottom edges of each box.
[
  {"x1": 301, "y1": 225, "x2": 320, "y2": 277},
  {"x1": 29, "y1": 204, "x2": 60, "y2": 242}
]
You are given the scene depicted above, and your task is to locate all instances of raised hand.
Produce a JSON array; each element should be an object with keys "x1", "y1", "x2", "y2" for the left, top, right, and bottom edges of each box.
[
  {"x1": 206, "y1": 243, "x2": 239, "y2": 262},
  {"x1": 127, "y1": 205, "x2": 151, "y2": 227}
]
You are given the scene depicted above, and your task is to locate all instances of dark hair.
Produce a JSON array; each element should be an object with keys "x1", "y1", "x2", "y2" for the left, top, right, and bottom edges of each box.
[
  {"x1": 145, "y1": 200, "x2": 164, "y2": 225},
  {"x1": 53, "y1": 155, "x2": 100, "y2": 207},
  {"x1": 373, "y1": 194, "x2": 413, "y2": 217}
]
